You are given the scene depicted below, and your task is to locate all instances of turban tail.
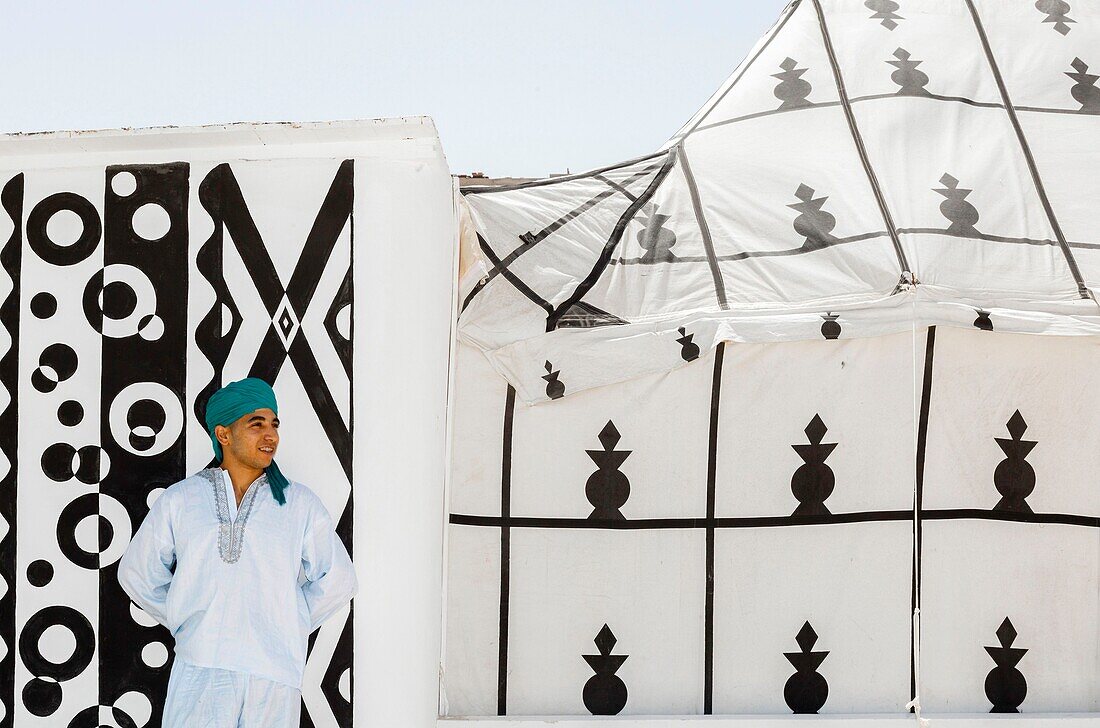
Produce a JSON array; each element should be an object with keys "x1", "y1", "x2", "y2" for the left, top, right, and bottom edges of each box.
[{"x1": 204, "y1": 377, "x2": 289, "y2": 505}]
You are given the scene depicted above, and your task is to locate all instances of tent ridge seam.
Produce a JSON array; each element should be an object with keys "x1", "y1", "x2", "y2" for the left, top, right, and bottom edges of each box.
[
  {"x1": 810, "y1": 0, "x2": 911, "y2": 281},
  {"x1": 677, "y1": 143, "x2": 730, "y2": 310},
  {"x1": 459, "y1": 162, "x2": 662, "y2": 313},
  {"x1": 545, "y1": 149, "x2": 678, "y2": 331},
  {"x1": 962, "y1": 0, "x2": 1091, "y2": 302},
  {"x1": 474, "y1": 232, "x2": 554, "y2": 317}
]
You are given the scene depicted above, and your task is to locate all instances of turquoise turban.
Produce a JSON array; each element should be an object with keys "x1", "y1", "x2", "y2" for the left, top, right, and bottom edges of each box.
[{"x1": 204, "y1": 377, "x2": 288, "y2": 505}]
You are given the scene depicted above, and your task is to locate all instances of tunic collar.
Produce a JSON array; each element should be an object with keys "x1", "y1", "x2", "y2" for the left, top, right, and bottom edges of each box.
[{"x1": 199, "y1": 467, "x2": 268, "y2": 564}]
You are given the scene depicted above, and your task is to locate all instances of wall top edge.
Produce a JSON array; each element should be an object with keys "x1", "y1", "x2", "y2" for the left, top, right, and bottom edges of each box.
[{"x1": 0, "y1": 116, "x2": 440, "y2": 156}]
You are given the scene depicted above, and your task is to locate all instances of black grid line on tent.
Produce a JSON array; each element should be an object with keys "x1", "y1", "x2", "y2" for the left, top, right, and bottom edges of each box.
[
  {"x1": 461, "y1": 153, "x2": 670, "y2": 314},
  {"x1": 448, "y1": 325, "x2": 1100, "y2": 716}
]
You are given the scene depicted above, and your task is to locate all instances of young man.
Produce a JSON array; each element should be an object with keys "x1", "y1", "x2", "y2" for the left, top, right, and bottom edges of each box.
[{"x1": 118, "y1": 377, "x2": 358, "y2": 727}]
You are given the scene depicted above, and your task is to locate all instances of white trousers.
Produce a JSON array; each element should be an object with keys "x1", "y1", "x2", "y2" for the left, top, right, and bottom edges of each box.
[{"x1": 162, "y1": 656, "x2": 303, "y2": 728}]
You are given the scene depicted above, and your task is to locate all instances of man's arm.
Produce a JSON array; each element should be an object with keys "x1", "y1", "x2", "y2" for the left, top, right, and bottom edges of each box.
[
  {"x1": 117, "y1": 490, "x2": 176, "y2": 629},
  {"x1": 301, "y1": 504, "x2": 359, "y2": 633}
]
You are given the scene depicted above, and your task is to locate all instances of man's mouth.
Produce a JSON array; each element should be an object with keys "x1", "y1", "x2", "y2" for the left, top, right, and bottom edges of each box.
[{"x1": 259, "y1": 446, "x2": 275, "y2": 454}]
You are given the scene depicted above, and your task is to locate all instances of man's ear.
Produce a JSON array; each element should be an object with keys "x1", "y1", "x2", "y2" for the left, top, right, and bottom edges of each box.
[{"x1": 214, "y1": 423, "x2": 231, "y2": 446}]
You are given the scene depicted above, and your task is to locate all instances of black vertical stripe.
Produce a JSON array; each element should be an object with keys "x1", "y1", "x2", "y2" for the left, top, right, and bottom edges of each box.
[
  {"x1": 810, "y1": 0, "x2": 911, "y2": 281},
  {"x1": 347, "y1": 164, "x2": 355, "y2": 717},
  {"x1": 99, "y1": 164, "x2": 189, "y2": 724},
  {"x1": 911, "y1": 326, "x2": 936, "y2": 707},
  {"x1": 962, "y1": 0, "x2": 1088, "y2": 299},
  {"x1": 704, "y1": 342, "x2": 725, "y2": 713},
  {"x1": 497, "y1": 384, "x2": 516, "y2": 715},
  {"x1": 0, "y1": 174, "x2": 22, "y2": 728},
  {"x1": 678, "y1": 146, "x2": 728, "y2": 310}
]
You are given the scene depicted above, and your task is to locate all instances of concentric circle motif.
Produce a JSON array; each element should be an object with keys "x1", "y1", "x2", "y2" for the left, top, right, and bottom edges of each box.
[
  {"x1": 56, "y1": 492, "x2": 131, "y2": 569},
  {"x1": 27, "y1": 192, "x2": 101, "y2": 266},
  {"x1": 82, "y1": 264, "x2": 160, "y2": 340},
  {"x1": 18, "y1": 605, "x2": 95, "y2": 682},
  {"x1": 108, "y1": 382, "x2": 183, "y2": 457}
]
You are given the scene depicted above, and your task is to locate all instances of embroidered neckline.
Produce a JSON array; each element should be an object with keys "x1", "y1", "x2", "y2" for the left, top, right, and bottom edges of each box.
[{"x1": 200, "y1": 467, "x2": 267, "y2": 564}]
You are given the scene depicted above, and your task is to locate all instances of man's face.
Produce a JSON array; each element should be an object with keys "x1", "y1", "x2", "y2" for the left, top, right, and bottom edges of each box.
[{"x1": 216, "y1": 408, "x2": 280, "y2": 471}]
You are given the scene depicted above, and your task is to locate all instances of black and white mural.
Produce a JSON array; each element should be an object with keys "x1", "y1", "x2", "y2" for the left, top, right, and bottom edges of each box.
[{"x1": 0, "y1": 155, "x2": 355, "y2": 726}]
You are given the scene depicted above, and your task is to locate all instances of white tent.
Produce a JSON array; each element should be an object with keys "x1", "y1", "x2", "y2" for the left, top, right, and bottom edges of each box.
[
  {"x1": 458, "y1": 0, "x2": 1100, "y2": 404},
  {"x1": 443, "y1": 0, "x2": 1099, "y2": 722}
]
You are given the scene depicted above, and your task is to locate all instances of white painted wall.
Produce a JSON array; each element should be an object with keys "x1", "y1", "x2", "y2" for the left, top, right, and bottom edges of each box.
[{"x1": 353, "y1": 127, "x2": 455, "y2": 727}]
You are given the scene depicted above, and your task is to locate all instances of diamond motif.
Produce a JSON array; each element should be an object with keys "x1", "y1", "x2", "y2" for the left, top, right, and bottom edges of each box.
[
  {"x1": 804, "y1": 414, "x2": 828, "y2": 444},
  {"x1": 996, "y1": 617, "x2": 1018, "y2": 647},
  {"x1": 1006, "y1": 410, "x2": 1028, "y2": 440},
  {"x1": 795, "y1": 183, "x2": 816, "y2": 202},
  {"x1": 597, "y1": 421, "x2": 622, "y2": 451},
  {"x1": 795, "y1": 621, "x2": 819, "y2": 652},
  {"x1": 273, "y1": 294, "x2": 300, "y2": 350},
  {"x1": 594, "y1": 623, "x2": 617, "y2": 655}
]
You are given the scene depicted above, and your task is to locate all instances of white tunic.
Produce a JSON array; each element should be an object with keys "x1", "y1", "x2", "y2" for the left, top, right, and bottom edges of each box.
[{"x1": 117, "y1": 467, "x2": 359, "y2": 689}]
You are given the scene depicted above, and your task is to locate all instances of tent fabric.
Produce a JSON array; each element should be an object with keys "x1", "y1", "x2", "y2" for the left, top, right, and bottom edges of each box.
[
  {"x1": 458, "y1": 0, "x2": 1100, "y2": 404},
  {"x1": 442, "y1": 327, "x2": 1100, "y2": 716}
]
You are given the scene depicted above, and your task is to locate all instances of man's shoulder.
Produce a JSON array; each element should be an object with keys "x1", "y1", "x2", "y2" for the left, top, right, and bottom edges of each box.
[
  {"x1": 158, "y1": 470, "x2": 214, "y2": 501},
  {"x1": 287, "y1": 479, "x2": 323, "y2": 506}
]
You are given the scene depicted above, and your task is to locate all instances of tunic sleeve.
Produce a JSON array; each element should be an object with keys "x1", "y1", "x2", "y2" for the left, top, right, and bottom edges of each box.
[
  {"x1": 300, "y1": 504, "x2": 359, "y2": 633},
  {"x1": 117, "y1": 490, "x2": 176, "y2": 629}
]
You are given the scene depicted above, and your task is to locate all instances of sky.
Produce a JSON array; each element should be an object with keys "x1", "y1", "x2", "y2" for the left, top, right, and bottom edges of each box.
[{"x1": 0, "y1": 1, "x2": 790, "y2": 178}]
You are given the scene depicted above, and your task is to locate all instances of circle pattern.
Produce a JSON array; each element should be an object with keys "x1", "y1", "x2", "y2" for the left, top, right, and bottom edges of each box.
[
  {"x1": 56, "y1": 496, "x2": 102, "y2": 568},
  {"x1": 102, "y1": 280, "x2": 137, "y2": 319},
  {"x1": 97, "y1": 493, "x2": 133, "y2": 567},
  {"x1": 57, "y1": 400, "x2": 84, "y2": 427},
  {"x1": 66, "y1": 704, "x2": 140, "y2": 728},
  {"x1": 21, "y1": 677, "x2": 61, "y2": 717},
  {"x1": 131, "y1": 202, "x2": 172, "y2": 241},
  {"x1": 30, "y1": 292, "x2": 57, "y2": 319},
  {"x1": 18, "y1": 605, "x2": 95, "y2": 681},
  {"x1": 129, "y1": 601, "x2": 158, "y2": 628},
  {"x1": 108, "y1": 382, "x2": 183, "y2": 457},
  {"x1": 114, "y1": 690, "x2": 152, "y2": 728},
  {"x1": 141, "y1": 641, "x2": 169, "y2": 668},
  {"x1": 39, "y1": 623, "x2": 77, "y2": 665},
  {"x1": 110, "y1": 171, "x2": 138, "y2": 197},
  {"x1": 56, "y1": 493, "x2": 125, "y2": 569},
  {"x1": 26, "y1": 559, "x2": 54, "y2": 587},
  {"x1": 27, "y1": 193, "x2": 101, "y2": 266},
  {"x1": 138, "y1": 313, "x2": 164, "y2": 342},
  {"x1": 126, "y1": 398, "x2": 165, "y2": 452},
  {"x1": 82, "y1": 265, "x2": 159, "y2": 340},
  {"x1": 73, "y1": 512, "x2": 109, "y2": 560},
  {"x1": 31, "y1": 343, "x2": 78, "y2": 394},
  {"x1": 41, "y1": 444, "x2": 108, "y2": 485}
]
